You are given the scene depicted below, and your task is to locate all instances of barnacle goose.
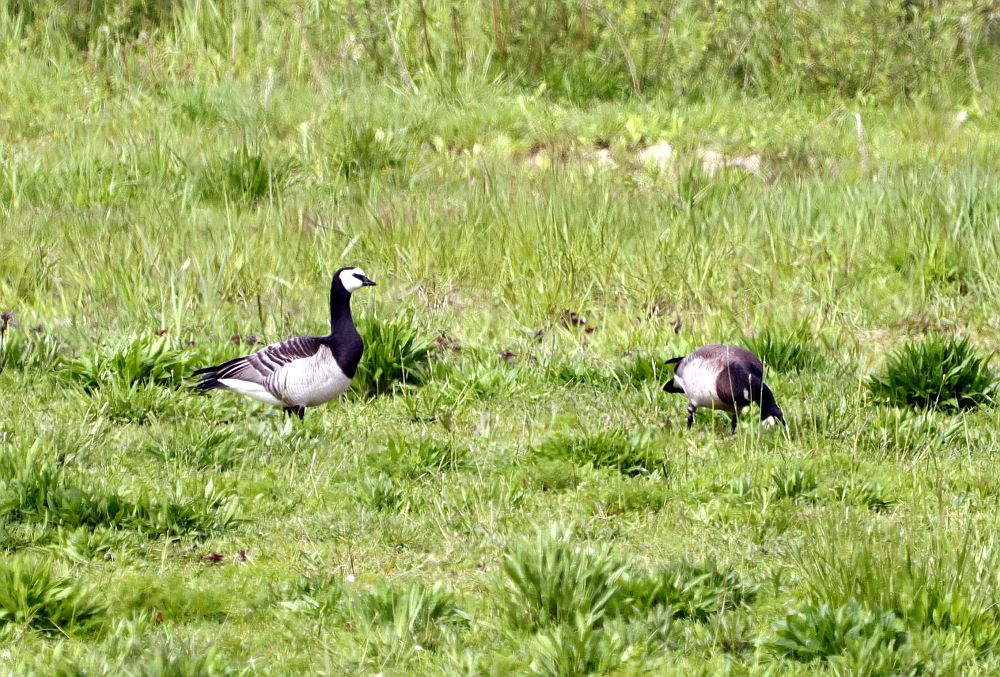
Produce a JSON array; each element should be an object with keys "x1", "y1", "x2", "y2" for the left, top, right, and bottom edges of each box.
[
  {"x1": 662, "y1": 344, "x2": 785, "y2": 433},
  {"x1": 194, "y1": 266, "x2": 376, "y2": 419}
]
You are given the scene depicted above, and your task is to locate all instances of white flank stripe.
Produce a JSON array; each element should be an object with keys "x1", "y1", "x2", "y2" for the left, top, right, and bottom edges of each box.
[{"x1": 218, "y1": 378, "x2": 282, "y2": 406}]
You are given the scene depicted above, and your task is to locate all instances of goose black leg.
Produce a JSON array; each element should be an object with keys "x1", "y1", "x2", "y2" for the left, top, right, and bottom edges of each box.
[
  {"x1": 730, "y1": 414, "x2": 738, "y2": 434},
  {"x1": 686, "y1": 404, "x2": 696, "y2": 429},
  {"x1": 284, "y1": 405, "x2": 305, "y2": 421}
]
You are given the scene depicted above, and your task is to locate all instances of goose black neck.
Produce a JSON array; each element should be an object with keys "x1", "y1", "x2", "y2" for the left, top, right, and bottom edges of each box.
[{"x1": 329, "y1": 280, "x2": 354, "y2": 334}]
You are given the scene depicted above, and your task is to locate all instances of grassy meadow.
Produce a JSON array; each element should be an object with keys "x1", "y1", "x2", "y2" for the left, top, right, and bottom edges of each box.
[{"x1": 2, "y1": 1, "x2": 1000, "y2": 674}]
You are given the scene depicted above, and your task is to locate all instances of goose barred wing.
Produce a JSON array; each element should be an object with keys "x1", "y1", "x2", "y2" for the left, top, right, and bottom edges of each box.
[{"x1": 195, "y1": 336, "x2": 325, "y2": 393}]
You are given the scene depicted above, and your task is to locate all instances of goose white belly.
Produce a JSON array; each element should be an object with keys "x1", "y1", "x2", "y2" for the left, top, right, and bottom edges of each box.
[
  {"x1": 678, "y1": 357, "x2": 732, "y2": 411},
  {"x1": 275, "y1": 345, "x2": 354, "y2": 407}
]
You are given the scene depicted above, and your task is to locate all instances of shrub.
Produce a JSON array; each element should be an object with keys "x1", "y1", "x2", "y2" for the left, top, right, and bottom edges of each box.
[
  {"x1": 611, "y1": 353, "x2": 674, "y2": 388},
  {"x1": 500, "y1": 525, "x2": 626, "y2": 631},
  {"x1": 534, "y1": 429, "x2": 665, "y2": 477},
  {"x1": 867, "y1": 336, "x2": 995, "y2": 412},
  {"x1": 744, "y1": 324, "x2": 823, "y2": 373},
  {"x1": 794, "y1": 521, "x2": 1000, "y2": 654},
  {"x1": 767, "y1": 600, "x2": 904, "y2": 662},
  {"x1": 0, "y1": 321, "x2": 61, "y2": 373},
  {"x1": 353, "y1": 315, "x2": 433, "y2": 397},
  {"x1": 198, "y1": 143, "x2": 294, "y2": 205},
  {"x1": 356, "y1": 472, "x2": 408, "y2": 512},
  {"x1": 60, "y1": 334, "x2": 193, "y2": 391},
  {"x1": 380, "y1": 434, "x2": 469, "y2": 478},
  {"x1": 770, "y1": 467, "x2": 818, "y2": 502},
  {"x1": 618, "y1": 560, "x2": 756, "y2": 622},
  {"x1": 349, "y1": 580, "x2": 468, "y2": 655},
  {"x1": 0, "y1": 555, "x2": 106, "y2": 635},
  {"x1": 331, "y1": 124, "x2": 410, "y2": 180}
]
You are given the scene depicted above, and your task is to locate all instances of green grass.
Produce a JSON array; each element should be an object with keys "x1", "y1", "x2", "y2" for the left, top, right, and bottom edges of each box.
[{"x1": 2, "y1": 0, "x2": 1000, "y2": 673}]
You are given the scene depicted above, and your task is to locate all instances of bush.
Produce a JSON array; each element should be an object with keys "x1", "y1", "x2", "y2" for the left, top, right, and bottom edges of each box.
[
  {"x1": 500, "y1": 525, "x2": 626, "y2": 631},
  {"x1": 744, "y1": 324, "x2": 822, "y2": 373},
  {"x1": 0, "y1": 318, "x2": 61, "y2": 373},
  {"x1": 197, "y1": 143, "x2": 295, "y2": 206},
  {"x1": 0, "y1": 555, "x2": 106, "y2": 635},
  {"x1": 353, "y1": 315, "x2": 433, "y2": 397},
  {"x1": 767, "y1": 600, "x2": 904, "y2": 662},
  {"x1": 349, "y1": 580, "x2": 468, "y2": 655},
  {"x1": 60, "y1": 334, "x2": 194, "y2": 391},
  {"x1": 867, "y1": 336, "x2": 996, "y2": 411},
  {"x1": 534, "y1": 429, "x2": 665, "y2": 477},
  {"x1": 331, "y1": 124, "x2": 410, "y2": 180},
  {"x1": 618, "y1": 560, "x2": 756, "y2": 622},
  {"x1": 379, "y1": 434, "x2": 469, "y2": 478}
]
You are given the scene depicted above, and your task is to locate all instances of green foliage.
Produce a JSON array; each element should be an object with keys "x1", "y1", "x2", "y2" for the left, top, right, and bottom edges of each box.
[
  {"x1": 144, "y1": 425, "x2": 247, "y2": 472},
  {"x1": 618, "y1": 560, "x2": 756, "y2": 622},
  {"x1": 60, "y1": 334, "x2": 193, "y2": 391},
  {"x1": 770, "y1": 467, "x2": 818, "y2": 502},
  {"x1": 331, "y1": 125, "x2": 410, "y2": 180},
  {"x1": 121, "y1": 639, "x2": 240, "y2": 677},
  {"x1": 534, "y1": 430, "x2": 665, "y2": 477},
  {"x1": 0, "y1": 555, "x2": 106, "y2": 635},
  {"x1": 356, "y1": 472, "x2": 408, "y2": 512},
  {"x1": 353, "y1": 315, "x2": 433, "y2": 397},
  {"x1": 379, "y1": 434, "x2": 469, "y2": 478},
  {"x1": 860, "y1": 407, "x2": 964, "y2": 459},
  {"x1": 0, "y1": 324, "x2": 62, "y2": 373},
  {"x1": 868, "y1": 336, "x2": 996, "y2": 411},
  {"x1": 767, "y1": 600, "x2": 904, "y2": 662},
  {"x1": 744, "y1": 324, "x2": 822, "y2": 373},
  {"x1": 795, "y1": 522, "x2": 1000, "y2": 654},
  {"x1": 349, "y1": 580, "x2": 468, "y2": 655},
  {"x1": 611, "y1": 352, "x2": 673, "y2": 388},
  {"x1": 526, "y1": 619, "x2": 628, "y2": 677},
  {"x1": 197, "y1": 143, "x2": 294, "y2": 206},
  {"x1": 500, "y1": 525, "x2": 626, "y2": 632},
  {"x1": 274, "y1": 573, "x2": 345, "y2": 617},
  {"x1": 833, "y1": 480, "x2": 897, "y2": 513},
  {"x1": 0, "y1": 442, "x2": 242, "y2": 538}
]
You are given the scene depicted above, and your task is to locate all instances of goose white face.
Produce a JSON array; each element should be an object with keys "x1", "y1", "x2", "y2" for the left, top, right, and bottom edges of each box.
[{"x1": 338, "y1": 267, "x2": 375, "y2": 293}]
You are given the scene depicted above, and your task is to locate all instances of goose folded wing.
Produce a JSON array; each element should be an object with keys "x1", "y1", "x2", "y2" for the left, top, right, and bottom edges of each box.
[{"x1": 199, "y1": 336, "x2": 325, "y2": 388}]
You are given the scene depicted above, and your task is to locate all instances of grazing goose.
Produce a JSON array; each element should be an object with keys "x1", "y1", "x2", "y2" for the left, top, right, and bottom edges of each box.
[
  {"x1": 194, "y1": 266, "x2": 376, "y2": 419},
  {"x1": 662, "y1": 344, "x2": 785, "y2": 433}
]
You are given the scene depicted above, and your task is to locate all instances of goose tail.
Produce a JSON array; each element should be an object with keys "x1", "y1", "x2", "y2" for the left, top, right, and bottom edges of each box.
[{"x1": 192, "y1": 364, "x2": 226, "y2": 392}]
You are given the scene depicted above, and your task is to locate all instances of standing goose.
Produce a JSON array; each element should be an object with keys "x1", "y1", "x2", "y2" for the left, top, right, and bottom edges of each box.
[
  {"x1": 662, "y1": 344, "x2": 785, "y2": 433},
  {"x1": 193, "y1": 266, "x2": 376, "y2": 419}
]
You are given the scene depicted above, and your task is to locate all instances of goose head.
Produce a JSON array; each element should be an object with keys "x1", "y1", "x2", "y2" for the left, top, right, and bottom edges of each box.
[{"x1": 335, "y1": 266, "x2": 377, "y2": 293}]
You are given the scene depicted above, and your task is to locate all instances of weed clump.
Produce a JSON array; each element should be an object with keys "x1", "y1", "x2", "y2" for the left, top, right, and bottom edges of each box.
[
  {"x1": 868, "y1": 336, "x2": 995, "y2": 412},
  {"x1": 0, "y1": 555, "x2": 106, "y2": 635},
  {"x1": 766, "y1": 600, "x2": 904, "y2": 662},
  {"x1": 198, "y1": 143, "x2": 294, "y2": 205},
  {"x1": 744, "y1": 324, "x2": 823, "y2": 373},
  {"x1": 354, "y1": 315, "x2": 433, "y2": 397},
  {"x1": 60, "y1": 334, "x2": 193, "y2": 391},
  {"x1": 380, "y1": 434, "x2": 469, "y2": 478},
  {"x1": 618, "y1": 560, "x2": 757, "y2": 621},
  {"x1": 350, "y1": 580, "x2": 467, "y2": 655},
  {"x1": 331, "y1": 125, "x2": 410, "y2": 180},
  {"x1": 500, "y1": 525, "x2": 626, "y2": 632},
  {"x1": 534, "y1": 429, "x2": 665, "y2": 477}
]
